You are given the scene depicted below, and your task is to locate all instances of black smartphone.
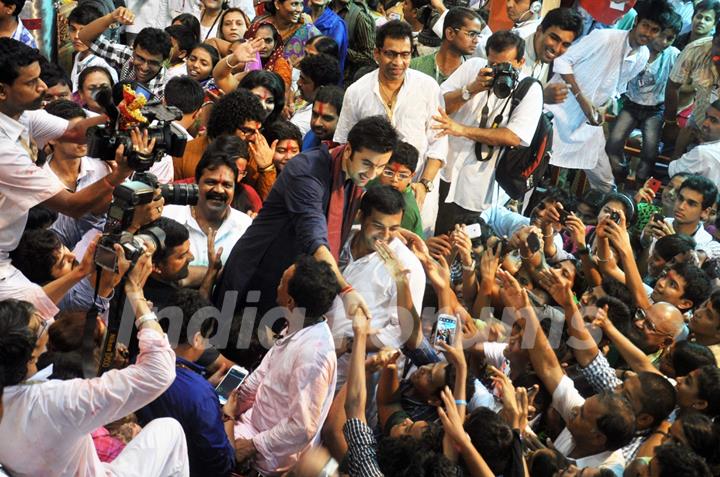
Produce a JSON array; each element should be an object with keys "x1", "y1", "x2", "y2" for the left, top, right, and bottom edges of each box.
[
  {"x1": 558, "y1": 208, "x2": 570, "y2": 225},
  {"x1": 527, "y1": 232, "x2": 541, "y2": 253},
  {"x1": 610, "y1": 211, "x2": 621, "y2": 224},
  {"x1": 652, "y1": 213, "x2": 664, "y2": 224}
]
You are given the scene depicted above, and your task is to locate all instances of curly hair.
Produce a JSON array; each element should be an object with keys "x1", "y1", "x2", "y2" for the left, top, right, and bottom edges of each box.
[{"x1": 206, "y1": 88, "x2": 264, "y2": 139}]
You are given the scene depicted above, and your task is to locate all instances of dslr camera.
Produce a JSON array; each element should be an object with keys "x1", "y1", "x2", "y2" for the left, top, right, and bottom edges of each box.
[
  {"x1": 94, "y1": 172, "x2": 198, "y2": 271},
  {"x1": 490, "y1": 62, "x2": 519, "y2": 99},
  {"x1": 86, "y1": 84, "x2": 188, "y2": 171}
]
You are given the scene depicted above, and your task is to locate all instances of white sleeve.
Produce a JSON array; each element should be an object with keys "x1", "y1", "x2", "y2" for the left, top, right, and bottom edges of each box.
[
  {"x1": 21, "y1": 110, "x2": 70, "y2": 149},
  {"x1": 424, "y1": 83, "x2": 448, "y2": 163},
  {"x1": 551, "y1": 30, "x2": 604, "y2": 76},
  {"x1": 552, "y1": 375, "x2": 586, "y2": 423},
  {"x1": 148, "y1": 155, "x2": 175, "y2": 184},
  {"x1": 506, "y1": 81, "x2": 544, "y2": 147},
  {"x1": 333, "y1": 87, "x2": 359, "y2": 144},
  {"x1": 668, "y1": 148, "x2": 703, "y2": 178}
]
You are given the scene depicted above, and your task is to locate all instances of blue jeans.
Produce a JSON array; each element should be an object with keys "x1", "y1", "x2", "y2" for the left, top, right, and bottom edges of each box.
[{"x1": 605, "y1": 101, "x2": 664, "y2": 166}]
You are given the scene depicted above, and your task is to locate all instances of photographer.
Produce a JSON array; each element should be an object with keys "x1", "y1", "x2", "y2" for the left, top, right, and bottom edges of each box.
[
  {"x1": 0, "y1": 38, "x2": 147, "y2": 319},
  {"x1": 0, "y1": 252, "x2": 191, "y2": 476},
  {"x1": 432, "y1": 30, "x2": 543, "y2": 235}
]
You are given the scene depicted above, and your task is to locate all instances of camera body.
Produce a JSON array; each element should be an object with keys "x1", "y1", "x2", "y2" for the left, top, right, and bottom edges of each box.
[
  {"x1": 86, "y1": 85, "x2": 188, "y2": 171},
  {"x1": 491, "y1": 62, "x2": 519, "y2": 99}
]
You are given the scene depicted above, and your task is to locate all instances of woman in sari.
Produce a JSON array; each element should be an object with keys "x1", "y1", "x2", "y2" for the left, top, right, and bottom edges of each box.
[{"x1": 249, "y1": 0, "x2": 320, "y2": 65}]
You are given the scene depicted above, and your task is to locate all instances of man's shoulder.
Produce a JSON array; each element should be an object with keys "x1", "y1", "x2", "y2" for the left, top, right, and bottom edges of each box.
[
  {"x1": 679, "y1": 36, "x2": 712, "y2": 58},
  {"x1": 283, "y1": 146, "x2": 333, "y2": 175},
  {"x1": 345, "y1": 69, "x2": 377, "y2": 95},
  {"x1": 405, "y1": 68, "x2": 442, "y2": 90},
  {"x1": 227, "y1": 207, "x2": 253, "y2": 227},
  {"x1": 162, "y1": 204, "x2": 191, "y2": 222}
]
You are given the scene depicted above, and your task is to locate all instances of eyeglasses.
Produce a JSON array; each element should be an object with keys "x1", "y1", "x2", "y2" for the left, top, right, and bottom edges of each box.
[
  {"x1": 132, "y1": 52, "x2": 163, "y2": 70},
  {"x1": 381, "y1": 49, "x2": 412, "y2": 60},
  {"x1": 634, "y1": 308, "x2": 675, "y2": 338},
  {"x1": 237, "y1": 168, "x2": 248, "y2": 178},
  {"x1": 453, "y1": 27, "x2": 484, "y2": 39},
  {"x1": 382, "y1": 168, "x2": 412, "y2": 181},
  {"x1": 237, "y1": 126, "x2": 258, "y2": 137}
]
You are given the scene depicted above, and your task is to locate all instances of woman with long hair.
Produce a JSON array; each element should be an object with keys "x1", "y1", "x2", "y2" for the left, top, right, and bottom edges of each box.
[{"x1": 249, "y1": 0, "x2": 320, "y2": 65}]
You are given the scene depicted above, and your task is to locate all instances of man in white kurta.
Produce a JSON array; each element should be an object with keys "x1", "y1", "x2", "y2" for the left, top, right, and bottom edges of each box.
[
  {"x1": 668, "y1": 100, "x2": 720, "y2": 185},
  {"x1": 546, "y1": 13, "x2": 670, "y2": 191},
  {"x1": 334, "y1": 21, "x2": 448, "y2": 235}
]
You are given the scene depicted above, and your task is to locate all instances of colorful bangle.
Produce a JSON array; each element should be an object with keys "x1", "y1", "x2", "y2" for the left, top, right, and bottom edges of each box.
[
  {"x1": 455, "y1": 399, "x2": 467, "y2": 406},
  {"x1": 340, "y1": 285, "x2": 354, "y2": 295}
]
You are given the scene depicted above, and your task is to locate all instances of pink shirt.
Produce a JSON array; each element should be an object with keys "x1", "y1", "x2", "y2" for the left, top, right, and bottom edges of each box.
[
  {"x1": 0, "y1": 328, "x2": 175, "y2": 477},
  {"x1": 234, "y1": 321, "x2": 337, "y2": 476}
]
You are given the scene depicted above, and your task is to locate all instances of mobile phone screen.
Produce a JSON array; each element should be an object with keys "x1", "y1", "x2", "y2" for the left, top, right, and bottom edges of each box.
[
  {"x1": 435, "y1": 314, "x2": 457, "y2": 347},
  {"x1": 215, "y1": 367, "x2": 247, "y2": 403},
  {"x1": 134, "y1": 84, "x2": 153, "y2": 101}
]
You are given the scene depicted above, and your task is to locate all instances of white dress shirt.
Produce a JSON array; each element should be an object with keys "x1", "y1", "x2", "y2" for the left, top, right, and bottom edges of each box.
[
  {"x1": 440, "y1": 58, "x2": 543, "y2": 212},
  {"x1": 333, "y1": 68, "x2": 448, "y2": 174},
  {"x1": 162, "y1": 204, "x2": 252, "y2": 266},
  {"x1": 0, "y1": 109, "x2": 68, "y2": 319},
  {"x1": 669, "y1": 140, "x2": 720, "y2": 186},
  {"x1": 327, "y1": 232, "x2": 426, "y2": 349},
  {"x1": 522, "y1": 32, "x2": 551, "y2": 84},
  {"x1": 552, "y1": 376, "x2": 626, "y2": 475},
  {"x1": 291, "y1": 102, "x2": 312, "y2": 137},
  {"x1": 234, "y1": 321, "x2": 337, "y2": 476},
  {"x1": 547, "y1": 29, "x2": 649, "y2": 171},
  {"x1": 0, "y1": 328, "x2": 176, "y2": 477}
]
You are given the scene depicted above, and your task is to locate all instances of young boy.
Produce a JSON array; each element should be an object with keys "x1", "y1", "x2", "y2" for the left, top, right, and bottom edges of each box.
[
  {"x1": 164, "y1": 24, "x2": 196, "y2": 79},
  {"x1": 605, "y1": 12, "x2": 683, "y2": 182},
  {"x1": 0, "y1": 0, "x2": 36, "y2": 47},
  {"x1": 369, "y1": 141, "x2": 424, "y2": 237},
  {"x1": 67, "y1": 4, "x2": 118, "y2": 92}
]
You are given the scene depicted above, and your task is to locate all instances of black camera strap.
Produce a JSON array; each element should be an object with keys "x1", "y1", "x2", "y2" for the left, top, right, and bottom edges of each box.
[
  {"x1": 81, "y1": 265, "x2": 103, "y2": 379},
  {"x1": 476, "y1": 94, "x2": 514, "y2": 162}
]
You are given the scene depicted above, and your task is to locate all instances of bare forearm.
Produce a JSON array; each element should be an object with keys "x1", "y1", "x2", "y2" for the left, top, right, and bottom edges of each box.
[
  {"x1": 604, "y1": 324, "x2": 659, "y2": 374},
  {"x1": 458, "y1": 124, "x2": 521, "y2": 147},
  {"x1": 213, "y1": 55, "x2": 242, "y2": 92},
  {"x1": 344, "y1": 332, "x2": 368, "y2": 419},
  {"x1": 618, "y1": 248, "x2": 652, "y2": 310},
  {"x1": 78, "y1": 13, "x2": 115, "y2": 45},
  {"x1": 43, "y1": 270, "x2": 85, "y2": 304},
  {"x1": 563, "y1": 302, "x2": 598, "y2": 367},
  {"x1": 314, "y1": 245, "x2": 348, "y2": 288},
  {"x1": 398, "y1": 277, "x2": 423, "y2": 350},
  {"x1": 62, "y1": 115, "x2": 108, "y2": 144},
  {"x1": 663, "y1": 81, "x2": 681, "y2": 121},
  {"x1": 420, "y1": 158, "x2": 443, "y2": 182},
  {"x1": 457, "y1": 438, "x2": 495, "y2": 477},
  {"x1": 444, "y1": 90, "x2": 468, "y2": 115}
]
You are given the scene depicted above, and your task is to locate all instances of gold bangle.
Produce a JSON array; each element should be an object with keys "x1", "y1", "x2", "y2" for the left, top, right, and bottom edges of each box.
[
  {"x1": 259, "y1": 163, "x2": 275, "y2": 172},
  {"x1": 225, "y1": 55, "x2": 240, "y2": 69}
]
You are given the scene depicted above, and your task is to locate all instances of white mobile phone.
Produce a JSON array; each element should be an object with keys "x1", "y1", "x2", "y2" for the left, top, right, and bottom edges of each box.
[
  {"x1": 466, "y1": 222, "x2": 483, "y2": 239},
  {"x1": 433, "y1": 314, "x2": 458, "y2": 348},
  {"x1": 215, "y1": 365, "x2": 249, "y2": 404}
]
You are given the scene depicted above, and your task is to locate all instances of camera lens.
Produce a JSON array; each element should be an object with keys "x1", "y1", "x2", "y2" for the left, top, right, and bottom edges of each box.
[
  {"x1": 160, "y1": 183, "x2": 199, "y2": 206},
  {"x1": 493, "y1": 75, "x2": 515, "y2": 99}
]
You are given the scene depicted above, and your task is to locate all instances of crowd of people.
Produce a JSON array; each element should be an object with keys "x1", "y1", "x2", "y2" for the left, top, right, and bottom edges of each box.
[{"x1": 2, "y1": 0, "x2": 720, "y2": 475}]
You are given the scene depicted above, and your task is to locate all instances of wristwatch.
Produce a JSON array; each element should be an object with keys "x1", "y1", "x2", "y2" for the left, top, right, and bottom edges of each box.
[
  {"x1": 461, "y1": 85, "x2": 471, "y2": 101},
  {"x1": 420, "y1": 178, "x2": 434, "y2": 193}
]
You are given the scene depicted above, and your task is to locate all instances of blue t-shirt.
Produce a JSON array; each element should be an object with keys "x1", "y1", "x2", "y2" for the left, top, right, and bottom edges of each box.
[{"x1": 625, "y1": 46, "x2": 680, "y2": 106}]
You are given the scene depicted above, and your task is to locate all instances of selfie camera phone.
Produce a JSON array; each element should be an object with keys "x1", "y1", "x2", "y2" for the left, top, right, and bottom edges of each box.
[
  {"x1": 433, "y1": 314, "x2": 458, "y2": 348},
  {"x1": 215, "y1": 365, "x2": 249, "y2": 404},
  {"x1": 527, "y1": 232, "x2": 541, "y2": 254},
  {"x1": 653, "y1": 213, "x2": 665, "y2": 224},
  {"x1": 466, "y1": 222, "x2": 483, "y2": 239},
  {"x1": 610, "y1": 211, "x2": 621, "y2": 224},
  {"x1": 647, "y1": 178, "x2": 662, "y2": 195},
  {"x1": 558, "y1": 208, "x2": 570, "y2": 225}
]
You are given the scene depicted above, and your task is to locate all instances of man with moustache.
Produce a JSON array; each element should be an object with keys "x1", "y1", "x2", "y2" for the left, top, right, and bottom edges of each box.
[
  {"x1": 302, "y1": 85, "x2": 344, "y2": 150},
  {"x1": 546, "y1": 0, "x2": 677, "y2": 192},
  {"x1": 216, "y1": 116, "x2": 397, "y2": 368}
]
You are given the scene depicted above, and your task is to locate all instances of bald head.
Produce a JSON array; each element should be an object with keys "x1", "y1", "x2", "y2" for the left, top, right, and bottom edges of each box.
[{"x1": 651, "y1": 302, "x2": 685, "y2": 338}]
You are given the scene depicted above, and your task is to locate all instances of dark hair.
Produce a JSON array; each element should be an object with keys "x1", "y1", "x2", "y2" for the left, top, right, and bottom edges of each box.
[
  {"x1": 0, "y1": 38, "x2": 44, "y2": 86},
  {"x1": 601, "y1": 277, "x2": 634, "y2": 307},
  {"x1": 207, "y1": 88, "x2": 265, "y2": 139},
  {"x1": 377, "y1": 435, "x2": 459, "y2": 477},
  {"x1": 40, "y1": 62, "x2": 71, "y2": 89},
  {"x1": 360, "y1": 184, "x2": 406, "y2": 217},
  {"x1": 539, "y1": 7, "x2": 583, "y2": 39},
  {"x1": 10, "y1": 229, "x2": 63, "y2": 284},
  {"x1": 26, "y1": 205, "x2": 58, "y2": 230},
  {"x1": 676, "y1": 411, "x2": 720, "y2": 462},
  {"x1": 634, "y1": 0, "x2": 677, "y2": 29},
  {"x1": 264, "y1": 120, "x2": 302, "y2": 146},
  {"x1": 636, "y1": 372, "x2": 677, "y2": 428},
  {"x1": 443, "y1": 7, "x2": 482, "y2": 40},
  {"x1": 376, "y1": 20, "x2": 414, "y2": 49},
  {"x1": 77, "y1": 65, "x2": 114, "y2": 92},
  {"x1": 150, "y1": 217, "x2": 190, "y2": 263},
  {"x1": 217, "y1": 8, "x2": 250, "y2": 41},
  {"x1": 298, "y1": 53, "x2": 341, "y2": 88},
  {"x1": 388, "y1": 141, "x2": 419, "y2": 172},
  {"x1": 172, "y1": 13, "x2": 201, "y2": 43},
  {"x1": 653, "y1": 442, "x2": 713, "y2": 477},
  {"x1": 465, "y1": 408, "x2": 515, "y2": 475},
  {"x1": 239, "y1": 70, "x2": 286, "y2": 124},
  {"x1": 44, "y1": 99, "x2": 86, "y2": 120},
  {"x1": 597, "y1": 296, "x2": 633, "y2": 331},
  {"x1": 485, "y1": 30, "x2": 525, "y2": 60},
  {"x1": 165, "y1": 24, "x2": 197, "y2": 57},
  {"x1": 164, "y1": 76, "x2": 204, "y2": 114},
  {"x1": 594, "y1": 392, "x2": 637, "y2": 450},
  {"x1": 314, "y1": 84, "x2": 344, "y2": 115},
  {"x1": 670, "y1": 262, "x2": 711, "y2": 310},
  {"x1": 601, "y1": 191, "x2": 636, "y2": 225},
  {"x1": 67, "y1": 4, "x2": 103, "y2": 25},
  {"x1": 662, "y1": 8, "x2": 683, "y2": 34},
  {"x1": 133, "y1": 27, "x2": 173, "y2": 61},
  {"x1": 529, "y1": 448, "x2": 570, "y2": 477},
  {"x1": 195, "y1": 135, "x2": 242, "y2": 183},
  {"x1": 655, "y1": 234, "x2": 697, "y2": 262},
  {"x1": 540, "y1": 186, "x2": 577, "y2": 214},
  {"x1": 672, "y1": 341, "x2": 717, "y2": 377},
  {"x1": 696, "y1": 364, "x2": 720, "y2": 417},
  {"x1": 288, "y1": 256, "x2": 341, "y2": 319},
  {"x1": 347, "y1": 115, "x2": 398, "y2": 154},
  {"x1": 0, "y1": 299, "x2": 36, "y2": 389},
  {"x1": 172, "y1": 288, "x2": 218, "y2": 345},
  {"x1": 47, "y1": 310, "x2": 104, "y2": 352},
  {"x1": 678, "y1": 175, "x2": 719, "y2": 210},
  {"x1": 694, "y1": 0, "x2": 720, "y2": 20},
  {"x1": 0, "y1": 0, "x2": 26, "y2": 17},
  {"x1": 307, "y1": 35, "x2": 340, "y2": 58}
]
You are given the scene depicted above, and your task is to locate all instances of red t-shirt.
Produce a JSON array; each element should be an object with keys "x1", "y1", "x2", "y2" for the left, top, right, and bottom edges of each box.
[{"x1": 579, "y1": 0, "x2": 637, "y2": 25}]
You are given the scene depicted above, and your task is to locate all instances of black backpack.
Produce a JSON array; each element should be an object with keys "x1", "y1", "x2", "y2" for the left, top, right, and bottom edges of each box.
[{"x1": 488, "y1": 77, "x2": 554, "y2": 200}]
